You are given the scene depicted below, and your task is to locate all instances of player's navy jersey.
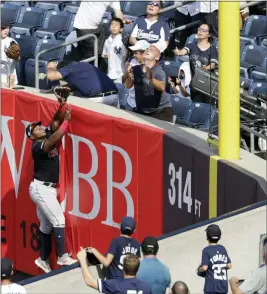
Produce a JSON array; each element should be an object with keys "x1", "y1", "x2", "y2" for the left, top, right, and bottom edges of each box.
[
  {"x1": 32, "y1": 127, "x2": 59, "y2": 183},
  {"x1": 201, "y1": 244, "x2": 231, "y2": 294},
  {"x1": 97, "y1": 277, "x2": 151, "y2": 294},
  {"x1": 107, "y1": 236, "x2": 141, "y2": 279}
]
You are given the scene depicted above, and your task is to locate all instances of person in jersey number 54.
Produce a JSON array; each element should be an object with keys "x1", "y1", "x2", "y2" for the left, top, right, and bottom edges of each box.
[
  {"x1": 86, "y1": 216, "x2": 141, "y2": 279},
  {"x1": 77, "y1": 251, "x2": 151, "y2": 294},
  {"x1": 26, "y1": 101, "x2": 77, "y2": 273},
  {"x1": 197, "y1": 224, "x2": 232, "y2": 294}
]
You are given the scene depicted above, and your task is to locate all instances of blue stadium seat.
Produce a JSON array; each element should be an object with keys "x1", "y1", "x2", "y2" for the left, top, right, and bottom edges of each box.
[
  {"x1": 240, "y1": 39, "x2": 253, "y2": 55},
  {"x1": 101, "y1": 12, "x2": 114, "y2": 39},
  {"x1": 171, "y1": 96, "x2": 192, "y2": 125},
  {"x1": 25, "y1": 39, "x2": 65, "y2": 89},
  {"x1": 241, "y1": 44, "x2": 267, "y2": 67},
  {"x1": 64, "y1": 4, "x2": 78, "y2": 14},
  {"x1": 249, "y1": 82, "x2": 267, "y2": 96},
  {"x1": 122, "y1": 1, "x2": 147, "y2": 16},
  {"x1": 242, "y1": 15, "x2": 267, "y2": 37},
  {"x1": 13, "y1": 35, "x2": 38, "y2": 85},
  {"x1": 6, "y1": 1, "x2": 29, "y2": 8},
  {"x1": 35, "y1": 1, "x2": 60, "y2": 12},
  {"x1": 1, "y1": 3, "x2": 21, "y2": 25},
  {"x1": 251, "y1": 67, "x2": 267, "y2": 83},
  {"x1": 10, "y1": 7, "x2": 46, "y2": 37},
  {"x1": 164, "y1": 61, "x2": 181, "y2": 77},
  {"x1": 184, "y1": 102, "x2": 218, "y2": 129},
  {"x1": 57, "y1": 5, "x2": 79, "y2": 40},
  {"x1": 34, "y1": 10, "x2": 72, "y2": 39}
]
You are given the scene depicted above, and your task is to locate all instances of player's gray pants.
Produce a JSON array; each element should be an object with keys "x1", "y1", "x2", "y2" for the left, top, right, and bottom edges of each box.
[{"x1": 29, "y1": 179, "x2": 65, "y2": 234}]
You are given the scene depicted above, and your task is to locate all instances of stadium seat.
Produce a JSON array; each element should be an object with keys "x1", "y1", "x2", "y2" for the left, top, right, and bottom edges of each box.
[
  {"x1": 64, "y1": 4, "x2": 78, "y2": 14},
  {"x1": 240, "y1": 77, "x2": 254, "y2": 90},
  {"x1": 164, "y1": 61, "x2": 181, "y2": 77},
  {"x1": 251, "y1": 67, "x2": 267, "y2": 83},
  {"x1": 184, "y1": 102, "x2": 217, "y2": 129},
  {"x1": 13, "y1": 35, "x2": 38, "y2": 85},
  {"x1": 25, "y1": 39, "x2": 65, "y2": 89},
  {"x1": 122, "y1": 1, "x2": 147, "y2": 16},
  {"x1": 6, "y1": 1, "x2": 29, "y2": 8},
  {"x1": 249, "y1": 82, "x2": 267, "y2": 96},
  {"x1": 171, "y1": 96, "x2": 192, "y2": 125},
  {"x1": 1, "y1": 3, "x2": 21, "y2": 25},
  {"x1": 241, "y1": 44, "x2": 267, "y2": 67},
  {"x1": 240, "y1": 39, "x2": 253, "y2": 55},
  {"x1": 57, "y1": 5, "x2": 79, "y2": 40},
  {"x1": 34, "y1": 10, "x2": 72, "y2": 39},
  {"x1": 10, "y1": 7, "x2": 46, "y2": 37},
  {"x1": 241, "y1": 15, "x2": 267, "y2": 37},
  {"x1": 35, "y1": 1, "x2": 60, "y2": 12}
]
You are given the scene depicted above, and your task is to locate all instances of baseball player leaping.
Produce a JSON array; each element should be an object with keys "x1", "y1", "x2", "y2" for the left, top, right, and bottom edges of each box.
[{"x1": 26, "y1": 86, "x2": 77, "y2": 273}]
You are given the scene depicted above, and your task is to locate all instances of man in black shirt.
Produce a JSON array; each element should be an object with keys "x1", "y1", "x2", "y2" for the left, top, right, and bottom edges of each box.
[{"x1": 26, "y1": 101, "x2": 76, "y2": 273}]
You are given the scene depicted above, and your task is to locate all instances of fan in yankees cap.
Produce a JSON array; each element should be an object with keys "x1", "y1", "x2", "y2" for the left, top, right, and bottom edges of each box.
[{"x1": 206, "y1": 224, "x2": 221, "y2": 242}]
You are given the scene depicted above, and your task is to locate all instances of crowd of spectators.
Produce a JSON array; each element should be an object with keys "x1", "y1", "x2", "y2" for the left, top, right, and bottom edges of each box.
[{"x1": 2, "y1": 218, "x2": 265, "y2": 294}]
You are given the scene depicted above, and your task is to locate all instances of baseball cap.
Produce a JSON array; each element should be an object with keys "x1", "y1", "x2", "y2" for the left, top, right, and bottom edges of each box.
[
  {"x1": 141, "y1": 236, "x2": 159, "y2": 254},
  {"x1": 120, "y1": 216, "x2": 136, "y2": 232},
  {"x1": 26, "y1": 121, "x2": 42, "y2": 139},
  {"x1": 129, "y1": 40, "x2": 150, "y2": 51},
  {"x1": 206, "y1": 224, "x2": 221, "y2": 240},
  {"x1": 1, "y1": 258, "x2": 13, "y2": 279}
]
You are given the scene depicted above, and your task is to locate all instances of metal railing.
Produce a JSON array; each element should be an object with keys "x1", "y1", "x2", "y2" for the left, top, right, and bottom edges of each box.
[
  {"x1": 35, "y1": 33, "x2": 98, "y2": 89},
  {"x1": 241, "y1": 124, "x2": 267, "y2": 154},
  {"x1": 1, "y1": 61, "x2": 11, "y2": 80}
]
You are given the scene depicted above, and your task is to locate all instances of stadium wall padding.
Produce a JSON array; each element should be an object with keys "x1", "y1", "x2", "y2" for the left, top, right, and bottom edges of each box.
[{"x1": 1, "y1": 88, "x2": 266, "y2": 276}]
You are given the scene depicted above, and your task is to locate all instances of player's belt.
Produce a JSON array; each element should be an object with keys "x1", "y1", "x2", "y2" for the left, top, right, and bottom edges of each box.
[
  {"x1": 90, "y1": 90, "x2": 118, "y2": 98},
  {"x1": 34, "y1": 179, "x2": 57, "y2": 188}
]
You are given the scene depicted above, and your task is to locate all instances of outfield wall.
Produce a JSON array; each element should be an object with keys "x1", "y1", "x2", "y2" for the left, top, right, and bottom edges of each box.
[{"x1": 1, "y1": 87, "x2": 266, "y2": 276}]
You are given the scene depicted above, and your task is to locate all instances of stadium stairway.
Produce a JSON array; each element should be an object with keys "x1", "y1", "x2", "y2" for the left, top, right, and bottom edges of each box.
[{"x1": 19, "y1": 201, "x2": 266, "y2": 293}]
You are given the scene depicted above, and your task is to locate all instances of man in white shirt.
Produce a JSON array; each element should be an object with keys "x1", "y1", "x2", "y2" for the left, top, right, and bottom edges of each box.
[
  {"x1": 229, "y1": 238, "x2": 267, "y2": 294},
  {"x1": 73, "y1": 1, "x2": 127, "y2": 61},
  {"x1": 1, "y1": 258, "x2": 27, "y2": 294},
  {"x1": 1, "y1": 22, "x2": 18, "y2": 87}
]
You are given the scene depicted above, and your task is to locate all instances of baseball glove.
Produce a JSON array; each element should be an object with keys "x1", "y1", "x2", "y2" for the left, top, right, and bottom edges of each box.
[
  {"x1": 197, "y1": 266, "x2": 206, "y2": 278},
  {"x1": 53, "y1": 85, "x2": 71, "y2": 105},
  {"x1": 4, "y1": 41, "x2": 21, "y2": 61}
]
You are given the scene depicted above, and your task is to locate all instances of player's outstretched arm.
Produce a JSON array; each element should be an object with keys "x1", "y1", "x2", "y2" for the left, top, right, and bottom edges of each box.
[
  {"x1": 77, "y1": 247, "x2": 98, "y2": 290},
  {"x1": 89, "y1": 247, "x2": 114, "y2": 268},
  {"x1": 43, "y1": 106, "x2": 71, "y2": 152}
]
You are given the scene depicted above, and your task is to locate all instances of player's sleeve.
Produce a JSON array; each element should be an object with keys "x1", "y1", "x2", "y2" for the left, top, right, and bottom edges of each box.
[
  {"x1": 200, "y1": 248, "x2": 209, "y2": 266},
  {"x1": 97, "y1": 279, "x2": 116, "y2": 294},
  {"x1": 239, "y1": 269, "x2": 265, "y2": 294},
  {"x1": 130, "y1": 23, "x2": 139, "y2": 38},
  {"x1": 107, "y1": 238, "x2": 117, "y2": 255}
]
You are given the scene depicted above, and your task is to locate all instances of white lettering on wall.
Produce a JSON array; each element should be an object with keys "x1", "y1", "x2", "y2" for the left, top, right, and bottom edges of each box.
[
  {"x1": 68, "y1": 134, "x2": 100, "y2": 220},
  {"x1": 1, "y1": 116, "x2": 30, "y2": 198},
  {"x1": 101, "y1": 143, "x2": 134, "y2": 228}
]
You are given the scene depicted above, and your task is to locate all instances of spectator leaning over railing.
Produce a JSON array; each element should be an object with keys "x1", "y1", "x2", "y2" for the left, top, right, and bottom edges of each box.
[
  {"x1": 168, "y1": 62, "x2": 191, "y2": 99},
  {"x1": 137, "y1": 236, "x2": 171, "y2": 294},
  {"x1": 85, "y1": 216, "x2": 141, "y2": 280},
  {"x1": 174, "y1": 23, "x2": 218, "y2": 103},
  {"x1": 129, "y1": 1, "x2": 170, "y2": 63},
  {"x1": 229, "y1": 237, "x2": 267, "y2": 294},
  {"x1": 1, "y1": 258, "x2": 27, "y2": 294},
  {"x1": 125, "y1": 43, "x2": 173, "y2": 122}
]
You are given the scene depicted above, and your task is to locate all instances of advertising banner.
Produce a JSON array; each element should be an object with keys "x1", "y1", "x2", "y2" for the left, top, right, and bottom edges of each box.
[{"x1": 1, "y1": 89, "x2": 165, "y2": 275}]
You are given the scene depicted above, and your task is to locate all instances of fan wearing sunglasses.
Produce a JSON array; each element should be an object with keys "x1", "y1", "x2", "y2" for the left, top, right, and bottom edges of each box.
[{"x1": 129, "y1": 1, "x2": 170, "y2": 56}]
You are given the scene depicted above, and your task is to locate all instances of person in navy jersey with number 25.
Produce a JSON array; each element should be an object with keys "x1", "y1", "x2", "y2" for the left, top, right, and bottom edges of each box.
[
  {"x1": 86, "y1": 216, "x2": 141, "y2": 279},
  {"x1": 77, "y1": 251, "x2": 151, "y2": 294},
  {"x1": 197, "y1": 224, "x2": 232, "y2": 294}
]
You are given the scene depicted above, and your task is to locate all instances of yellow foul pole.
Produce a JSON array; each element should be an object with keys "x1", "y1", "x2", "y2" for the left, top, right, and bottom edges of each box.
[{"x1": 218, "y1": 1, "x2": 240, "y2": 159}]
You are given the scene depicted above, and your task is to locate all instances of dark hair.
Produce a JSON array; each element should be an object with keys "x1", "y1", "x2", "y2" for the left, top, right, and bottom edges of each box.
[
  {"x1": 198, "y1": 23, "x2": 214, "y2": 44},
  {"x1": 121, "y1": 228, "x2": 133, "y2": 236},
  {"x1": 172, "y1": 281, "x2": 190, "y2": 294},
  {"x1": 57, "y1": 60, "x2": 73, "y2": 70},
  {"x1": 110, "y1": 17, "x2": 124, "y2": 29},
  {"x1": 123, "y1": 254, "x2": 140, "y2": 276},
  {"x1": 159, "y1": 1, "x2": 164, "y2": 8}
]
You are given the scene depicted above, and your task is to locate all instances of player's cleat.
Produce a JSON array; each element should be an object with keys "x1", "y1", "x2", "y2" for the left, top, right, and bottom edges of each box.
[
  {"x1": 35, "y1": 257, "x2": 52, "y2": 273},
  {"x1": 57, "y1": 253, "x2": 77, "y2": 266}
]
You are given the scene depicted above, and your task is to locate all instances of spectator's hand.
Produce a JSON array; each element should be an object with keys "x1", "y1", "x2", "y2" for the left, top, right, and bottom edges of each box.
[
  {"x1": 86, "y1": 247, "x2": 96, "y2": 254},
  {"x1": 168, "y1": 77, "x2": 172, "y2": 84},
  {"x1": 229, "y1": 276, "x2": 239, "y2": 285},
  {"x1": 144, "y1": 66, "x2": 153, "y2": 80},
  {"x1": 77, "y1": 246, "x2": 87, "y2": 262},
  {"x1": 176, "y1": 78, "x2": 182, "y2": 86},
  {"x1": 123, "y1": 18, "x2": 132, "y2": 24},
  {"x1": 174, "y1": 47, "x2": 181, "y2": 56},
  {"x1": 129, "y1": 68, "x2": 134, "y2": 80},
  {"x1": 126, "y1": 62, "x2": 132, "y2": 73}
]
